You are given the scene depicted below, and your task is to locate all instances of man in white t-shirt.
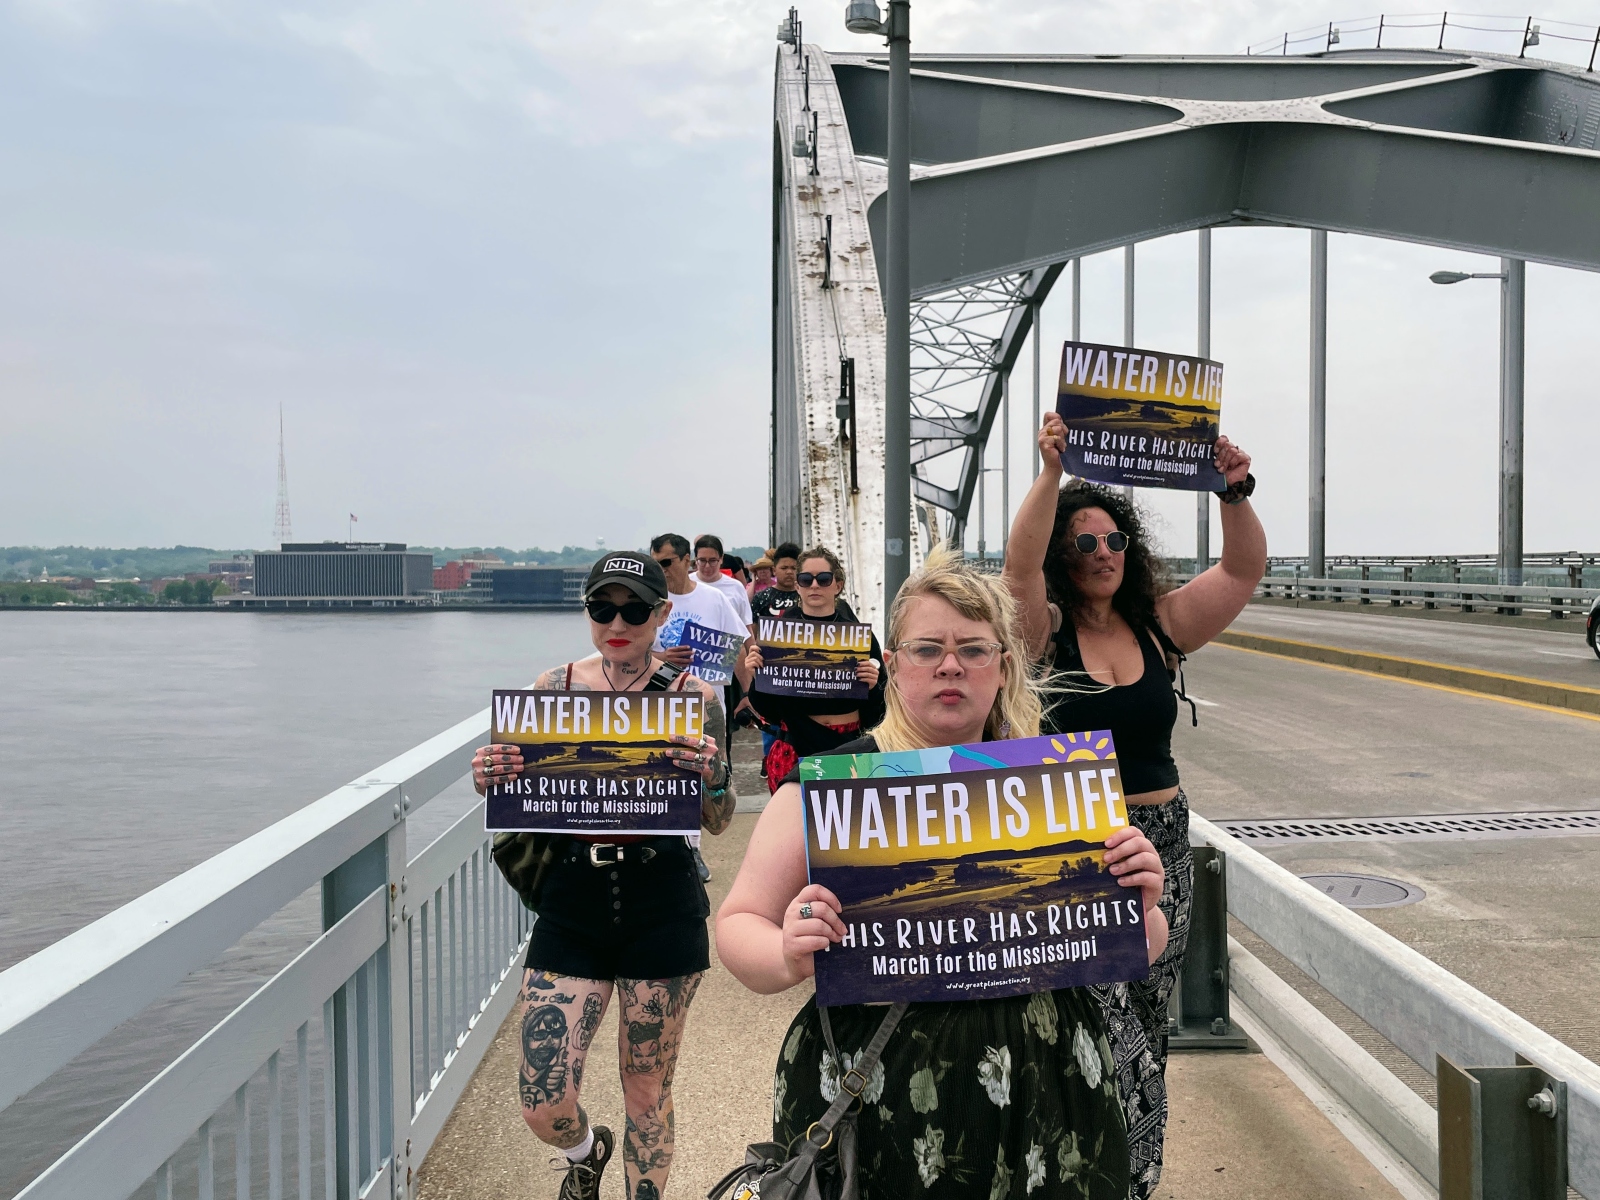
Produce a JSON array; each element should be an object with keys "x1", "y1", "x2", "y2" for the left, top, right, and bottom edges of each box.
[
  {"x1": 692, "y1": 534, "x2": 755, "y2": 632},
  {"x1": 649, "y1": 533, "x2": 751, "y2": 881}
]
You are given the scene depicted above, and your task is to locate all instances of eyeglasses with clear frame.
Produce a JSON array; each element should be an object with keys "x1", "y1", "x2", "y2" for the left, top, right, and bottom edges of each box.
[{"x1": 892, "y1": 639, "x2": 1004, "y2": 669}]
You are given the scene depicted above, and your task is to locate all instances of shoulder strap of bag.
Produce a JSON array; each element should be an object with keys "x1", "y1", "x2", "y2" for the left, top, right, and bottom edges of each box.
[{"x1": 810, "y1": 1003, "x2": 907, "y2": 1136}]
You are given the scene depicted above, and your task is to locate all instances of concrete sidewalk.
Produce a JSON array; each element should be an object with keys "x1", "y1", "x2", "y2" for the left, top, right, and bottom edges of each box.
[{"x1": 416, "y1": 801, "x2": 1403, "y2": 1200}]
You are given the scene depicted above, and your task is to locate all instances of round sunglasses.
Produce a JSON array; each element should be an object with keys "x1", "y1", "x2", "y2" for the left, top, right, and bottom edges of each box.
[
  {"x1": 1073, "y1": 531, "x2": 1130, "y2": 554},
  {"x1": 585, "y1": 599, "x2": 656, "y2": 626},
  {"x1": 797, "y1": 571, "x2": 836, "y2": 587}
]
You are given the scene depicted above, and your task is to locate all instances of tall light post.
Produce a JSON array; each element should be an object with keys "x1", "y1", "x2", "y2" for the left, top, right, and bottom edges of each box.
[
  {"x1": 846, "y1": 0, "x2": 911, "y2": 611},
  {"x1": 1430, "y1": 261, "x2": 1526, "y2": 586}
]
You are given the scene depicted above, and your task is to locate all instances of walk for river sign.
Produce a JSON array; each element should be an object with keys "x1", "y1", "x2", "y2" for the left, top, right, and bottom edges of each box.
[
  {"x1": 754, "y1": 616, "x2": 872, "y2": 700},
  {"x1": 677, "y1": 620, "x2": 743, "y2": 686},
  {"x1": 484, "y1": 689, "x2": 702, "y2": 835},
  {"x1": 800, "y1": 731, "x2": 1150, "y2": 1006},
  {"x1": 1055, "y1": 339, "x2": 1228, "y2": 492}
]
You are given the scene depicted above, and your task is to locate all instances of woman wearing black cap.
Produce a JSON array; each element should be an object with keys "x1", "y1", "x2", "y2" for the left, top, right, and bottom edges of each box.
[{"x1": 471, "y1": 550, "x2": 736, "y2": 1200}]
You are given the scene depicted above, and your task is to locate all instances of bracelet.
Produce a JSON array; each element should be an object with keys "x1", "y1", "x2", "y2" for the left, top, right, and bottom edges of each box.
[{"x1": 1214, "y1": 472, "x2": 1256, "y2": 505}]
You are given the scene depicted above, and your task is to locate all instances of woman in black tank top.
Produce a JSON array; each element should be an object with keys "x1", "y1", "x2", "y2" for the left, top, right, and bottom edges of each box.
[{"x1": 1002, "y1": 414, "x2": 1267, "y2": 1199}]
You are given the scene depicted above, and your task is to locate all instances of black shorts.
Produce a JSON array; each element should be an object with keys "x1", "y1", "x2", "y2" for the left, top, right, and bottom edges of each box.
[{"x1": 525, "y1": 837, "x2": 711, "y2": 980}]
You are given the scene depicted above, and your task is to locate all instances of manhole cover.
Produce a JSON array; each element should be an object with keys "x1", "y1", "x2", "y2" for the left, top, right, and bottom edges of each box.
[{"x1": 1299, "y1": 873, "x2": 1425, "y2": 909}]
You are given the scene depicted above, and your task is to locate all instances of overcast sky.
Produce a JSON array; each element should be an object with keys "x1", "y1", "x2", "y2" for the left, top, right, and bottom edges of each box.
[{"x1": 1, "y1": 0, "x2": 1596, "y2": 557}]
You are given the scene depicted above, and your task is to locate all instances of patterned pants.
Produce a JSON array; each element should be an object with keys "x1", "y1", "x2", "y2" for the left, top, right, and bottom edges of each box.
[{"x1": 1090, "y1": 788, "x2": 1193, "y2": 1200}]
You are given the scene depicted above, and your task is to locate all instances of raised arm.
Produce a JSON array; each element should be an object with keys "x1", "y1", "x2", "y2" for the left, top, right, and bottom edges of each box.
[
  {"x1": 715, "y1": 782, "x2": 845, "y2": 994},
  {"x1": 1002, "y1": 413, "x2": 1067, "y2": 660},
  {"x1": 1156, "y1": 436, "x2": 1267, "y2": 653}
]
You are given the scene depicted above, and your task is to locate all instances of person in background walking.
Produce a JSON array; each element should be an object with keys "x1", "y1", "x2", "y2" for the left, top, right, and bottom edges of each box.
[
  {"x1": 652, "y1": 533, "x2": 751, "y2": 883},
  {"x1": 1003, "y1": 414, "x2": 1265, "y2": 1197},
  {"x1": 745, "y1": 555, "x2": 774, "y2": 600},
  {"x1": 471, "y1": 551, "x2": 735, "y2": 1200},
  {"x1": 718, "y1": 548, "x2": 1167, "y2": 1199},
  {"x1": 692, "y1": 535, "x2": 755, "y2": 633},
  {"x1": 737, "y1": 545, "x2": 884, "y2": 788}
]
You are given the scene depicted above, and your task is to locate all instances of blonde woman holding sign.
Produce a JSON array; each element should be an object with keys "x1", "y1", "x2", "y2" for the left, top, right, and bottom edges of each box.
[
  {"x1": 718, "y1": 549, "x2": 1166, "y2": 1199},
  {"x1": 471, "y1": 551, "x2": 735, "y2": 1200}
]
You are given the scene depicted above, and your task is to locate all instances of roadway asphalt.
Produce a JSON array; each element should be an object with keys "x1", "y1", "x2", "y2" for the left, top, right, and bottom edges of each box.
[
  {"x1": 1178, "y1": 607, "x2": 1600, "y2": 1107},
  {"x1": 1231, "y1": 601, "x2": 1600, "y2": 687}
]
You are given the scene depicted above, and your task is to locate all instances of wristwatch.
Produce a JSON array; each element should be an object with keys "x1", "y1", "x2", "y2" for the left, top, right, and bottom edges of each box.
[{"x1": 1215, "y1": 472, "x2": 1256, "y2": 505}]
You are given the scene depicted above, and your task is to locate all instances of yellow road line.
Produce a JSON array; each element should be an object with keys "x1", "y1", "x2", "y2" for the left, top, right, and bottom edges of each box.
[
  {"x1": 1213, "y1": 641, "x2": 1600, "y2": 724},
  {"x1": 1222, "y1": 631, "x2": 1600, "y2": 697}
]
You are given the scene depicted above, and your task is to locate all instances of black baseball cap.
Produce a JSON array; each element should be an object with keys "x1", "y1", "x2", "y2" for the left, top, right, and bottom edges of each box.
[{"x1": 583, "y1": 552, "x2": 669, "y2": 604}]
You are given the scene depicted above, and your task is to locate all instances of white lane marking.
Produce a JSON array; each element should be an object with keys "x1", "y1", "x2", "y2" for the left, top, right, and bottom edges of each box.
[{"x1": 1536, "y1": 650, "x2": 1592, "y2": 659}]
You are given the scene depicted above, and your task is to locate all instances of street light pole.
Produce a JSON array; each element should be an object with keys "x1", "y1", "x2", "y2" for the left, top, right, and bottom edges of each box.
[
  {"x1": 1429, "y1": 262, "x2": 1526, "y2": 588},
  {"x1": 1500, "y1": 258, "x2": 1525, "y2": 587},
  {"x1": 883, "y1": 0, "x2": 912, "y2": 609},
  {"x1": 1196, "y1": 228, "x2": 1212, "y2": 572}
]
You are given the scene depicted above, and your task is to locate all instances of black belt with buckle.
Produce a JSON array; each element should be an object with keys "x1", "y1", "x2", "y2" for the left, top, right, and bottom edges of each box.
[{"x1": 585, "y1": 843, "x2": 658, "y2": 867}]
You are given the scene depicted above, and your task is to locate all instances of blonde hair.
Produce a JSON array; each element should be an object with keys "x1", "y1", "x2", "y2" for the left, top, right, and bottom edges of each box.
[{"x1": 872, "y1": 546, "x2": 1045, "y2": 751}]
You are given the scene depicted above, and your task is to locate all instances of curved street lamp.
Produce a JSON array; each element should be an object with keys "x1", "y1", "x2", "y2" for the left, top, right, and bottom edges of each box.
[{"x1": 1430, "y1": 261, "x2": 1526, "y2": 589}]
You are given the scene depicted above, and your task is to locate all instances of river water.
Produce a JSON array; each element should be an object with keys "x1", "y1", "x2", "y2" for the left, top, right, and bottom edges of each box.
[{"x1": 0, "y1": 610, "x2": 593, "y2": 1196}]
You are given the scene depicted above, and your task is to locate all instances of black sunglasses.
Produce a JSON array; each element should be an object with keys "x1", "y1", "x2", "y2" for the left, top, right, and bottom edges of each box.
[
  {"x1": 1073, "y1": 531, "x2": 1130, "y2": 554},
  {"x1": 796, "y1": 571, "x2": 835, "y2": 587},
  {"x1": 585, "y1": 599, "x2": 655, "y2": 626}
]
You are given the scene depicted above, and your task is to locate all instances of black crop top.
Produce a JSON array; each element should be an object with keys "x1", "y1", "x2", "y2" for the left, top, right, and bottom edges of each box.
[{"x1": 1043, "y1": 618, "x2": 1182, "y2": 796}]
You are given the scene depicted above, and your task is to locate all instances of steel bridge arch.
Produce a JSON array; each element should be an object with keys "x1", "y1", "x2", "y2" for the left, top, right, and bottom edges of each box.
[{"x1": 773, "y1": 41, "x2": 1600, "y2": 626}]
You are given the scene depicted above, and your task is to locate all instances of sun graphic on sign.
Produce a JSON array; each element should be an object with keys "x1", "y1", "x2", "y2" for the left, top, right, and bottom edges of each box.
[{"x1": 1040, "y1": 731, "x2": 1113, "y2": 763}]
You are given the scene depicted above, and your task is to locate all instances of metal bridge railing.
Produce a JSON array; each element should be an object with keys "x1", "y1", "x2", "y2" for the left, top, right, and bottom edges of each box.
[
  {"x1": 1192, "y1": 813, "x2": 1600, "y2": 1194},
  {"x1": 0, "y1": 706, "x2": 522, "y2": 1200},
  {"x1": 1253, "y1": 574, "x2": 1599, "y2": 618},
  {"x1": 1247, "y1": 12, "x2": 1600, "y2": 71}
]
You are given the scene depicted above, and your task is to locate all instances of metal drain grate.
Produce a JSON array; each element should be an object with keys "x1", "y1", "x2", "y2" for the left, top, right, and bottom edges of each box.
[
  {"x1": 1300, "y1": 873, "x2": 1425, "y2": 909},
  {"x1": 1218, "y1": 809, "x2": 1600, "y2": 845}
]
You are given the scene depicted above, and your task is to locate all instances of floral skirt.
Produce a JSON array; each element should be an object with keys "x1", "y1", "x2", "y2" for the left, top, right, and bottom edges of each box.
[
  {"x1": 1089, "y1": 788, "x2": 1193, "y2": 1200},
  {"x1": 772, "y1": 991, "x2": 1129, "y2": 1200}
]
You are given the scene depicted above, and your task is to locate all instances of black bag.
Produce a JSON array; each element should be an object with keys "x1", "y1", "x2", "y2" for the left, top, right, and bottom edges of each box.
[
  {"x1": 489, "y1": 660, "x2": 687, "y2": 911},
  {"x1": 491, "y1": 831, "x2": 563, "y2": 912},
  {"x1": 707, "y1": 1003, "x2": 906, "y2": 1200}
]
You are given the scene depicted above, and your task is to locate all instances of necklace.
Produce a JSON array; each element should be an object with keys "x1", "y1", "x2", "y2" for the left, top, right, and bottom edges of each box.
[{"x1": 602, "y1": 657, "x2": 654, "y2": 691}]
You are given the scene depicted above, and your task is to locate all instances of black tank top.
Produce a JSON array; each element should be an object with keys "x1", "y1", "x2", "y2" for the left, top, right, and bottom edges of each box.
[{"x1": 1044, "y1": 620, "x2": 1180, "y2": 795}]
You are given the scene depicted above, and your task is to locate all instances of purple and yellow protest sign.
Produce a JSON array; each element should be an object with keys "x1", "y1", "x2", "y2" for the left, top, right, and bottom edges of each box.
[
  {"x1": 1055, "y1": 339, "x2": 1227, "y2": 491},
  {"x1": 485, "y1": 689, "x2": 702, "y2": 835},
  {"x1": 800, "y1": 731, "x2": 1151, "y2": 1006},
  {"x1": 753, "y1": 616, "x2": 871, "y2": 700}
]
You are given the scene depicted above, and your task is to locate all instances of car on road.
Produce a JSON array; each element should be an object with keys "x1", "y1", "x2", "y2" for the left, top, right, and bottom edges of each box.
[{"x1": 1590, "y1": 594, "x2": 1600, "y2": 660}]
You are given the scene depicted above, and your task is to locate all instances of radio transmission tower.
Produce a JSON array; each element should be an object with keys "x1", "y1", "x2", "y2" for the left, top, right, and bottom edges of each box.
[{"x1": 272, "y1": 405, "x2": 293, "y2": 547}]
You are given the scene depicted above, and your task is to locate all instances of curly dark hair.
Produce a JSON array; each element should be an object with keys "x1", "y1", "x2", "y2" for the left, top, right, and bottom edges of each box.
[{"x1": 1042, "y1": 480, "x2": 1171, "y2": 634}]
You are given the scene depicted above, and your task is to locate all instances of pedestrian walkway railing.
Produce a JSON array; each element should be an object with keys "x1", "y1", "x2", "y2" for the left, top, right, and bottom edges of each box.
[
  {"x1": 1255, "y1": 574, "x2": 1599, "y2": 619},
  {"x1": 1193, "y1": 813, "x2": 1600, "y2": 1195},
  {"x1": 0, "y1": 706, "x2": 518, "y2": 1200}
]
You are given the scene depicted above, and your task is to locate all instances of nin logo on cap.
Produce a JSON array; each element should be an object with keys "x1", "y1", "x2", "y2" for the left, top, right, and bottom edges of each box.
[{"x1": 603, "y1": 556, "x2": 644, "y2": 575}]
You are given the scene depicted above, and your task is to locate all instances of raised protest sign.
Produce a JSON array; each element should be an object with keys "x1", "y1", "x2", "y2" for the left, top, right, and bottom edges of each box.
[
  {"x1": 800, "y1": 731, "x2": 1151, "y2": 1006},
  {"x1": 1055, "y1": 339, "x2": 1227, "y2": 491},
  {"x1": 678, "y1": 620, "x2": 743, "y2": 686},
  {"x1": 485, "y1": 689, "x2": 702, "y2": 835},
  {"x1": 754, "y1": 616, "x2": 871, "y2": 700}
]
